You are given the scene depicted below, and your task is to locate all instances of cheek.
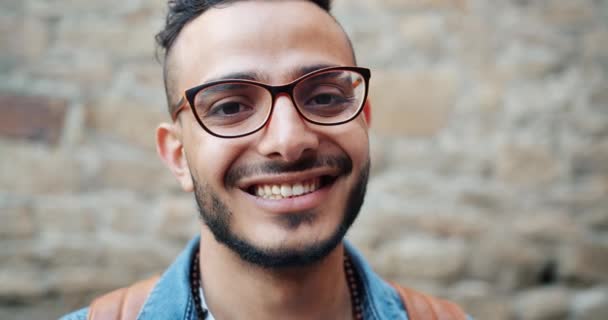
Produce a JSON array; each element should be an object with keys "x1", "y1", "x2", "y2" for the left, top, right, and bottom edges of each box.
[
  {"x1": 184, "y1": 125, "x2": 249, "y2": 188},
  {"x1": 321, "y1": 120, "x2": 369, "y2": 165},
  {"x1": 350, "y1": 117, "x2": 370, "y2": 159}
]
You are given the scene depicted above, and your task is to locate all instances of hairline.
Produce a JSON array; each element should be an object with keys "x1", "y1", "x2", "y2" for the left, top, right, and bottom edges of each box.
[{"x1": 159, "y1": 0, "x2": 357, "y2": 117}]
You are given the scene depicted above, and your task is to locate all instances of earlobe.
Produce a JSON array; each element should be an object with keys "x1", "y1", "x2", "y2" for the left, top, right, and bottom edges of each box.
[{"x1": 156, "y1": 123, "x2": 194, "y2": 192}]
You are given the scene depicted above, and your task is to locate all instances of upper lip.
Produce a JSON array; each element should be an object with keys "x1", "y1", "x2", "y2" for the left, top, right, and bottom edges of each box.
[{"x1": 235, "y1": 167, "x2": 341, "y2": 191}]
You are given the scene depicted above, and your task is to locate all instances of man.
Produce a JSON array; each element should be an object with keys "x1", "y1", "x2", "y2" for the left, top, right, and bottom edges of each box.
[{"x1": 62, "y1": 0, "x2": 469, "y2": 319}]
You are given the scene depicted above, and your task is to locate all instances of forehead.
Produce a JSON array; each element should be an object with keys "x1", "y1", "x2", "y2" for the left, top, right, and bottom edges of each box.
[{"x1": 169, "y1": 0, "x2": 354, "y2": 93}]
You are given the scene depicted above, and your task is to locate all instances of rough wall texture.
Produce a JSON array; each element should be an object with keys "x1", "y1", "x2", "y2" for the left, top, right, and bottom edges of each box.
[{"x1": 1, "y1": 0, "x2": 607, "y2": 319}]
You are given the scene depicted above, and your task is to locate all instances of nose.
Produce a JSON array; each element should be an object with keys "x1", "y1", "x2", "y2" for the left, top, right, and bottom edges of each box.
[{"x1": 256, "y1": 94, "x2": 319, "y2": 162}]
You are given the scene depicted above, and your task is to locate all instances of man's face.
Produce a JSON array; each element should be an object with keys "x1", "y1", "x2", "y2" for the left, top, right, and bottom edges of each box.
[{"x1": 166, "y1": 0, "x2": 370, "y2": 268}]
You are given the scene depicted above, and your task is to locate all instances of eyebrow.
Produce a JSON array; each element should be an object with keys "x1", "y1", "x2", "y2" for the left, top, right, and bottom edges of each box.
[
  {"x1": 288, "y1": 63, "x2": 340, "y2": 81},
  {"x1": 204, "y1": 63, "x2": 340, "y2": 84}
]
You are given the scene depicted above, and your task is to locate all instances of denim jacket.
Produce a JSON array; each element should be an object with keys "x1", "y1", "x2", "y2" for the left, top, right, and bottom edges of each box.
[{"x1": 62, "y1": 236, "x2": 423, "y2": 320}]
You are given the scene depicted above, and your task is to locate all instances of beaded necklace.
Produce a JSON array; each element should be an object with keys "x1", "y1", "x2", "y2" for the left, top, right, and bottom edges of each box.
[{"x1": 189, "y1": 251, "x2": 363, "y2": 320}]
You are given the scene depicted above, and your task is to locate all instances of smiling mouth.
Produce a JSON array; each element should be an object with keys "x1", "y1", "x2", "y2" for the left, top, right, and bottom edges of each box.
[{"x1": 245, "y1": 175, "x2": 338, "y2": 200}]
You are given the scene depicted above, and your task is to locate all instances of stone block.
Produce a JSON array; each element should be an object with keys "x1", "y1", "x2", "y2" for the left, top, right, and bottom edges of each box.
[
  {"x1": 93, "y1": 156, "x2": 178, "y2": 193},
  {"x1": 572, "y1": 142, "x2": 608, "y2": 177},
  {"x1": 496, "y1": 143, "x2": 560, "y2": 187},
  {"x1": 88, "y1": 192, "x2": 157, "y2": 235},
  {"x1": 25, "y1": 53, "x2": 113, "y2": 90},
  {"x1": 25, "y1": 0, "x2": 146, "y2": 18},
  {"x1": 0, "y1": 12, "x2": 23, "y2": 71},
  {"x1": 42, "y1": 243, "x2": 104, "y2": 268},
  {"x1": 583, "y1": 29, "x2": 608, "y2": 63},
  {"x1": 468, "y1": 235, "x2": 548, "y2": 290},
  {"x1": 0, "y1": 200, "x2": 35, "y2": 239},
  {"x1": 399, "y1": 13, "x2": 444, "y2": 55},
  {"x1": 109, "y1": 207, "x2": 151, "y2": 235},
  {"x1": 589, "y1": 85, "x2": 608, "y2": 112},
  {"x1": 102, "y1": 245, "x2": 173, "y2": 276},
  {"x1": 458, "y1": 189, "x2": 505, "y2": 212},
  {"x1": 32, "y1": 196, "x2": 98, "y2": 234},
  {"x1": 448, "y1": 281, "x2": 512, "y2": 320},
  {"x1": 130, "y1": 62, "x2": 164, "y2": 92},
  {"x1": 513, "y1": 286, "x2": 571, "y2": 320},
  {"x1": 353, "y1": 201, "x2": 423, "y2": 247},
  {"x1": 540, "y1": 0, "x2": 595, "y2": 26},
  {"x1": 373, "y1": 0, "x2": 466, "y2": 11},
  {"x1": 157, "y1": 196, "x2": 199, "y2": 242},
  {"x1": 22, "y1": 16, "x2": 50, "y2": 61},
  {"x1": 569, "y1": 111, "x2": 608, "y2": 139},
  {"x1": 375, "y1": 235, "x2": 467, "y2": 282},
  {"x1": 0, "y1": 299, "x2": 71, "y2": 320},
  {"x1": 0, "y1": 94, "x2": 68, "y2": 145},
  {"x1": 48, "y1": 266, "x2": 131, "y2": 295},
  {"x1": 559, "y1": 239, "x2": 608, "y2": 283},
  {"x1": 497, "y1": 40, "x2": 570, "y2": 80},
  {"x1": 0, "y1": 0, "x2": 22, "y2": 12},
  {"x1": 571, "y1": 287, "x2": 608, "y2": 320},
  {"x1": 383, "y1": 142, "x2": 439, "y2": 173},
  {"x1": 0, "y1": 241, "x2": 39, "y2": 270},
  {"x1": 86, "y1": 95, "x2": 166, "y2": 151},
  {"x1": 357, "y1": 202, "x2": 490, "y2": 241},
  {"x1": 579, "y1": 203, "x2": 608, "y2": 232},
  {"x1": 369, "y1": 69, "x2": 457, "y2": 136},
  {"x1": 410, "y1": 209, "x2": 490, "y2": 239},
  {"x1": 368, "y1": 133, "x2": 389, "y2": 176},
  {"x1": 54, "y1": 16, "x2": 157, "y2": 58},
  {"x1": 0, "y1": 142, "x2": 82, "y2": 194},
  {"x1": 0, "y1": 269, "x2": 48, "y2": 298},
  {"x1": 465, "y1": 298, "x2": 512, "y2": 320},
  {"x1": 511, "y1": 210, "x2": 584, "y2": 243}
]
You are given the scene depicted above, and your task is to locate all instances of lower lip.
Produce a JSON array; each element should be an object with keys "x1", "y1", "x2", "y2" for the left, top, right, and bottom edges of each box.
[{"x1": 241, "y1": 181, "x2": 336, "y2": 214}]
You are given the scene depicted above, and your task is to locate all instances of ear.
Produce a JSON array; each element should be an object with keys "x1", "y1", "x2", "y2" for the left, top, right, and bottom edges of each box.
[
  {"x1": 156, "y1": 123, "x2": 194, "y2": 192},
  {"x1": 363, "y1": 98, "x2": 372, "y2": 126}
]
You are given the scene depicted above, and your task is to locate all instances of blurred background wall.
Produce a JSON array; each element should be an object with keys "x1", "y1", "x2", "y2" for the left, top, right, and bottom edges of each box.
[{"x1": 1, "y1": 0, "x2": 607, "y2": 319}]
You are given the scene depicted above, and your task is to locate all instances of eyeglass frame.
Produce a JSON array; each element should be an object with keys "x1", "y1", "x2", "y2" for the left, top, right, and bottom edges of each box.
[{"x1": 171, "y1": 66, "x2": 371, "y2": 139}]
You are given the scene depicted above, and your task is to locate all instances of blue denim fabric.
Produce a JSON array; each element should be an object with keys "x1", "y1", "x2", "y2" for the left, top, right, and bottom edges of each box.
[{"x1": 60, "y1": 236, "x2": 469, "y2": 320}]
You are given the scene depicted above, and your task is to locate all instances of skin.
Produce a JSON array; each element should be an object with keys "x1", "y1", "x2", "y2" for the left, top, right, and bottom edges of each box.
[{"x1": 156, "y1": 1, "x2": 370, "y2": 319}]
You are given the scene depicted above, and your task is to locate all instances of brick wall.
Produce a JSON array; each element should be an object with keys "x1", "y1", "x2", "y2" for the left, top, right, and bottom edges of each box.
[{"x1": 1, "y1": 0, "x2": 607, "y2": 319}]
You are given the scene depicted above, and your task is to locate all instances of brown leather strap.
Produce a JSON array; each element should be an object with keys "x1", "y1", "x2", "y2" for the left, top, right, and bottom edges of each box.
[
  {"x1": 86, "y1": 275, "x2": 465, "y2": 319},
  {"x1": 391, "y1": 284, "x2": 467, "y2": 320},
  {"x1": 88, "y1": 275, "x2": 160, "y2": 320}
]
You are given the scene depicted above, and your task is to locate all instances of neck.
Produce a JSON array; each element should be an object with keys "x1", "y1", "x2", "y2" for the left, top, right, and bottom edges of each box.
[{"x1": 198, "y1": 229, "x2": 353, "y2": 320}]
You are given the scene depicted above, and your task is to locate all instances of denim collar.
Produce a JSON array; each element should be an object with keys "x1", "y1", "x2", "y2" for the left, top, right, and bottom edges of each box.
[{"x1": 137, "y1": 236, "x2": 408, "y2": 320}]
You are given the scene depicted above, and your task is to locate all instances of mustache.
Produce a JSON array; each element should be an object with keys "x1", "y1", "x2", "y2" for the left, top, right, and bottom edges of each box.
[{"x1": 225, "y1": 154, "x2": 353, "y2": 188}]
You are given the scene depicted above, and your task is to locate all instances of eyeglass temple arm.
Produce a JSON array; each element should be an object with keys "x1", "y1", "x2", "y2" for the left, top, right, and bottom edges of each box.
[
  {"x1": 171, "y1": 96, "x2": 188, "y2": 121},
  {"x1": 351, "y1": 76, "x2": 370, "y2": 124}
]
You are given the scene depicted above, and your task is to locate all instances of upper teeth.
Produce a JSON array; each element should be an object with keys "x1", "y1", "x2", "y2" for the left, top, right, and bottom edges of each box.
[{"x1": 255, "y1": 178, "x2": 321, "y2": 199}]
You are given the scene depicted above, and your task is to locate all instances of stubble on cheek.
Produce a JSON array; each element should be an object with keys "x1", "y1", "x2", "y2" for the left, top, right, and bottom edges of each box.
[{"x1": 192, "y1": 175, "x2": 232, "y2": 232}]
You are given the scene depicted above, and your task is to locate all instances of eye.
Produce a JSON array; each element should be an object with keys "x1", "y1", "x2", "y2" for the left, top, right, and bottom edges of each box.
[
  {"x1": 210, "y1": 101, "x2": 250, "y2": 116},
  {"x1": 309, "y1": 93, "x2": 338, "y2": 105},
  {"x1": 206, "y1": 99, "x2": 255, "y2": 118},
  {"x1": 201, "y1": 99, "x2": 257, "y2": 127},
  {"x1": 303, "y1": 88, "x2": 350, "y2": 108}
]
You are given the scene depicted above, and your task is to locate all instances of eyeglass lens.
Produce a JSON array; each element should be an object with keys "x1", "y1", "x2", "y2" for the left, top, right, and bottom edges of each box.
[{"x1": 192, "y1": 69, "x2": 366, "y2": 137}]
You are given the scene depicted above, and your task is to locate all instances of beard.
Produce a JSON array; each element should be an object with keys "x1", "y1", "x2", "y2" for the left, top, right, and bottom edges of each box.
[{"x1": 192, "y1": 154, "x2": 370, "y2": 269}]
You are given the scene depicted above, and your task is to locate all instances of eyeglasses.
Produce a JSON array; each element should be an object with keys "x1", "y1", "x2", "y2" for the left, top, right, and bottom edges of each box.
[{"x1": 172, "y1": 66, "x2": 371, "y2": 138}]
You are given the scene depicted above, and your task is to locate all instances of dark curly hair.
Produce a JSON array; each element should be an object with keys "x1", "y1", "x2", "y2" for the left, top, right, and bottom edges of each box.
[{"x1": 155, "y1": 0, "x2": 331, "y2": 56}]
